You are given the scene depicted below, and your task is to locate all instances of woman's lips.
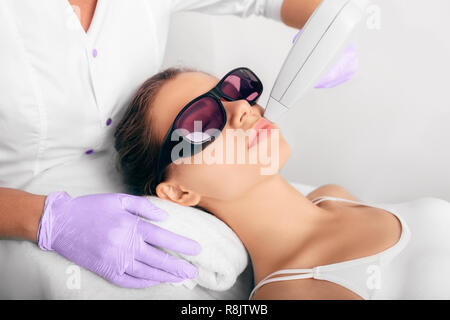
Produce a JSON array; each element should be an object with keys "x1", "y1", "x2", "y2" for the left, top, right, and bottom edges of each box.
[{"x1": 248, "y1": 118, "x2": 274, "y2": 149}]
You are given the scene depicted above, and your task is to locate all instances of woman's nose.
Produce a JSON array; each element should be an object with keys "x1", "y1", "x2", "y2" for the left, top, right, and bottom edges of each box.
[{"x1": 224, "y1": 99, "x2": 255, "y2": 128}]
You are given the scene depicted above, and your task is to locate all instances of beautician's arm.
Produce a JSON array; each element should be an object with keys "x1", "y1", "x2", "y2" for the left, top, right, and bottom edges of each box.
[
  {"x1": 281, "y1": 0, "x2": 323, "y2": 29},
  {"x1": 0, "y1": 187, "x2": 44, "y2": 242},
  {"x1": 0, "y1": 187, "x2": 201, "y2": 288}
]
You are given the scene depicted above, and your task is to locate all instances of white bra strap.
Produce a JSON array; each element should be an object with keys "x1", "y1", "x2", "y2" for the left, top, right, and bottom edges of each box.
[
  {"x1": 312, "y1": 195, "x2": 372, "y2": 207},
  {"x1": 249, "y1": 268, "x2": 314, "y2": 300}
]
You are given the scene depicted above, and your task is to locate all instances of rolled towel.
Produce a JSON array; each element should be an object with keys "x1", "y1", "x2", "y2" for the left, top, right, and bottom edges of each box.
[{"x1": 144, "y1": 195, "x2": 248, "y2": 291}]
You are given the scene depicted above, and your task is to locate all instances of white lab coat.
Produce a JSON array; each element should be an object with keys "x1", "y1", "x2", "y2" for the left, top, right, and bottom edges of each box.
[{"x1": 0, "y1": 0, "x2": 283, "y2": 192}]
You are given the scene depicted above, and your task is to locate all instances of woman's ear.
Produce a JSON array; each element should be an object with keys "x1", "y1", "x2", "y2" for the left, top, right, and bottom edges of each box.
[{"x1": 155, "y1": 181, "x2": 201, "y2": 207}]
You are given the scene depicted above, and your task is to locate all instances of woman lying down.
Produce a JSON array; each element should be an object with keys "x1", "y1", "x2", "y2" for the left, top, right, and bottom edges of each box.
[{"x1": 114, "y1": 66, "x2": 450, "y2": 300}]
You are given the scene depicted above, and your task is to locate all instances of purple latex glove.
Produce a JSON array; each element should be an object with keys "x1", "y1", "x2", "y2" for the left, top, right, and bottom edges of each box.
[
  {"x1": 293, "y1": 29, "x2": 359, "y2": 88},
  {"x1": 37, "y1": 191, "x2": 202, "y2": 288}
]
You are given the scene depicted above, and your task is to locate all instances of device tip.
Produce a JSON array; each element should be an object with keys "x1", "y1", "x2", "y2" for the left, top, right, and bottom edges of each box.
[{"x1": 264, "y1": 97, "x2": 289, "y2": 122}]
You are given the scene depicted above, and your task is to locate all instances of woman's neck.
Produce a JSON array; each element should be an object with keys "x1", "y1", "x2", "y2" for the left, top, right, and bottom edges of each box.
[{"x1": 200, "y1": 174, "x2": 330, "y2": 283}]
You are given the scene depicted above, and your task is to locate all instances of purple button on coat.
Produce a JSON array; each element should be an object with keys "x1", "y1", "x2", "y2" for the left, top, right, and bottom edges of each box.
[
  {"x1": 85, "y1": 149, "x2": 94, "y2": 155},
  {"x1": 106, "y1": 118, "x2": 112, "y2": 126},
  {"x1": 92, "y1": 49, "x2": 98, "y2": 58}
]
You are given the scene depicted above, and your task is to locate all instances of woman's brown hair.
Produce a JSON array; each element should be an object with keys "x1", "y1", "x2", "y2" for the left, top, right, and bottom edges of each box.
[{"x1": 113, "y1": 66, "x2": 198, "y2": 196}]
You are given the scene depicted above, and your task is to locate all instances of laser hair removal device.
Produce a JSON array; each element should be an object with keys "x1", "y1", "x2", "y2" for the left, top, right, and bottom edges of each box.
[{"x1": 264, "y1": 0, "x2": 371, "y2": 122}]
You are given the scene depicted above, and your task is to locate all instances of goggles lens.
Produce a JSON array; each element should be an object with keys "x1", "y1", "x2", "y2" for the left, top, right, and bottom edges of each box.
[
  {"x1": 174, "y1": 96, "x2": 224, "y2": 143},
  {"x1": 220, "y1": 68, "x2": 262, "y2": 102}
]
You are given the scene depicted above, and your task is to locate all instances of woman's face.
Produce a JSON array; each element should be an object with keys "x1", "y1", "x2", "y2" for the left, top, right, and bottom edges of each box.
[{"x1": 150, "y1": 71, "x2": 291, "y2": 202}]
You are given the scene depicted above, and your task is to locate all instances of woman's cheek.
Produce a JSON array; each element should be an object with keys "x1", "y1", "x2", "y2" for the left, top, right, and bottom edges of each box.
[{"x1": 204, "y1": 164, "x2": 257, "y2": 200}]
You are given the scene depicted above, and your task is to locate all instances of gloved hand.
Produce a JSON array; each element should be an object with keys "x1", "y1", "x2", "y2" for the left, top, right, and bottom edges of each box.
[{"x1": 37, "y1": 191, "x2": 202, "y2": 288}]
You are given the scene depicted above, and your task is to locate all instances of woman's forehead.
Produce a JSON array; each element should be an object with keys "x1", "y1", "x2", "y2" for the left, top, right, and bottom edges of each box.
[{"x1": 151, "y1": 71, "x2": 218, "y2": 139}]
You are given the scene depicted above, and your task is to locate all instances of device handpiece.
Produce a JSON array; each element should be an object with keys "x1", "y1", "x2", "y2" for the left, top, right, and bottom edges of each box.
[{"x1": 264, "y1": 0, "x2": 371, "y2": 122}]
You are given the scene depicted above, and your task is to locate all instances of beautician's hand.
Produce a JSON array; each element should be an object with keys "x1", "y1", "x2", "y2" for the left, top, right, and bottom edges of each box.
[{"x1": 36, "y1": 191, "x2": 201, "y2": 288}]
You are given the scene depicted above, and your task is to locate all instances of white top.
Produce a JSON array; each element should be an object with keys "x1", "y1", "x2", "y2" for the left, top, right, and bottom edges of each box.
[
  {"x1": 250, "y1": 195, "x2": 450, "y2": 300},
  {"x1": 0, "y1": 0, "x2": 283, "y2": 190}
]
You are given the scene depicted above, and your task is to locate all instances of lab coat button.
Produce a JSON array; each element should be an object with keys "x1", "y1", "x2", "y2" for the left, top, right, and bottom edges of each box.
[
  {"x1": 92, "y1": 49, "x2": 98, "y2": 58},
  {"x1": 85, "y1": 149, "x2": 94, "y2": 155},
  {"x1": 106, "y1": 118, "x2": 112, "y2": 126}
]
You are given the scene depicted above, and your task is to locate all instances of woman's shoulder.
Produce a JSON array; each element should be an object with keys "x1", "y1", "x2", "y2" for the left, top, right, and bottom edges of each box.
[{"x1": 306, "y1": 184, "x2": 360, "y2": 202}]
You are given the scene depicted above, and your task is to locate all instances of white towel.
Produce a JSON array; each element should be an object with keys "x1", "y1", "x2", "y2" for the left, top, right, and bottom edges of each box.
[
  {"x1": 143, "y1": 181, "x2": 317, "y2": 291},
  {"x1": 145, "y1": 195, "x2": 248, "y2": 291}
]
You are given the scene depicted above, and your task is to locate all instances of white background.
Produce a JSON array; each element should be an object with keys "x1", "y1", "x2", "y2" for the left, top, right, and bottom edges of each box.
[{"x1": 162, "y1": 0, "x2": 450, "y2": 202}]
